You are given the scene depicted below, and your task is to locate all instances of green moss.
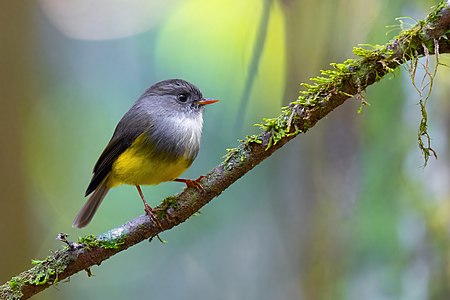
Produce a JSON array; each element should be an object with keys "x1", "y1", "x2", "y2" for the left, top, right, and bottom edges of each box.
[
  {"x1": 223, "y1": 147, "x2": 240, "y2": 165},
  {"x1": 0, "y1": 249, "x2": 72, "y2": 299},
  {"x1": 353, "y1": 44, "x2": 391, "y2": 58},
  {"x1": 29, "y1": 256, "x2": 66, "y2": 285},
  {"x1": 245, "y1": 134, "x2": 262, "y2": 145},
  {"x1": 78, "y1": 234, "x2": 125, "y2": 250},
  {"x1": 426, "y1": 1, "x2": 449, "y2": 24},
  {"x1": 162, "y1": 196, "x2": 179, "y2": 208},
  {"x1": 5, "y1": 276, "x2": 26, "y2": 299},
  {"x1": 7, "y1": 277, "x2": 25, "y2": 291},
  {"x1": 401, "y1": 1, "x2": 449, "y2": 165},
  {"x1": 237, "y1": 52, "x2": 362, "y2": 150},
  {"x1": 155, "y1": 196, "x2": 180, "y2": 218},
  {"x1": 254, "y1": 115, "x2": 300, "y2": 149},
  {"x1": 356, "y1": 97, "x2": 370, "y2": 114},
  {"x1": 222, "y1": 145, "x2": 249, "y2": 169},
  {"x1": 249, "y1": 1, "x2": 448, "y2": 155},
  {"x1": 1, "y1": 233, "x2": 126, "y2": 298}
]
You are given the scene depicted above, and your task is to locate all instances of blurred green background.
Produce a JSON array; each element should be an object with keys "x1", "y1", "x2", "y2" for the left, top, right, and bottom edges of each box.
[{"x1": 1, "y1": 0, "x2": 450, "y2": 299}]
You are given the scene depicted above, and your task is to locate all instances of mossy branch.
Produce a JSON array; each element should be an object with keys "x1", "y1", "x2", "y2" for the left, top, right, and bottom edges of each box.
[{"x1": 2, "y1": 2, "x2": 450, "y2": 299}]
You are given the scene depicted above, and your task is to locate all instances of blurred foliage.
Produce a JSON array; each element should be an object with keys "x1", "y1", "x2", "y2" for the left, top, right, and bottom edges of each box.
[{"x1": 0, "y1": 0, "x2": 449, "y2": 299}]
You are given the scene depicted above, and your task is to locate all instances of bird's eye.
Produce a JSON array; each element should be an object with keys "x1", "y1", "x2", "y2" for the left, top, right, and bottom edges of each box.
[{"x1": 177, "y1": 93, "x2": 188, "y2": 102}]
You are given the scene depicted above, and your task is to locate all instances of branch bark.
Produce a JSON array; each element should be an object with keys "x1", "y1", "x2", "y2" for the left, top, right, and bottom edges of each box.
[{"x1": 1, "y1": 2, "x2": 450, "y2": 299}]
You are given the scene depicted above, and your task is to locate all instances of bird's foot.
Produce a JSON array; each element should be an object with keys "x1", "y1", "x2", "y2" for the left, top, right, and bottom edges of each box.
[
  {"x1": 135, "y1": 185, "x2": 165, "y2": 243},
  {"x1": 143, "y1": 202, "x2": 163, "y2": 230},
  {"x1": 175, "y1": 176, "x2": 206, "y2": 192}
]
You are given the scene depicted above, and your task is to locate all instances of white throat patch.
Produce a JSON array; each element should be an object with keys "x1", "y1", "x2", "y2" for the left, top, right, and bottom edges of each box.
[{"x1": 171, "y1": 113, "x2": 203, "y2": 158}]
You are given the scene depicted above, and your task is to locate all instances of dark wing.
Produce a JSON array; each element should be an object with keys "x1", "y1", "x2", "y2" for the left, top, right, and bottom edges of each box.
[
  {"x1": 84, "y1": 136, "x2": 131, "y2": 196},
  {"x1": 85, "y1": 108, "x2": 152, "y2": 196}
]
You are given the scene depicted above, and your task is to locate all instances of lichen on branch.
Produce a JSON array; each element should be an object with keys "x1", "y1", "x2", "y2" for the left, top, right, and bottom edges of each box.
[{"x1": 245, "y1": 1, "x2": 450, "y2": 163}]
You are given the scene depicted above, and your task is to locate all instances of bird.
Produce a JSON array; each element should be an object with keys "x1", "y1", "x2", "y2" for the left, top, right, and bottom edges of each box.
[{"x1": 73, "y1": 79, "x2": 218, "y2": 228}]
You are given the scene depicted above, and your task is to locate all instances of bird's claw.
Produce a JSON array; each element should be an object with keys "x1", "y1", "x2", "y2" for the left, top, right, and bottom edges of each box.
[{"x1": 175, "y1": 176, "x2": 207, "y2": 192}]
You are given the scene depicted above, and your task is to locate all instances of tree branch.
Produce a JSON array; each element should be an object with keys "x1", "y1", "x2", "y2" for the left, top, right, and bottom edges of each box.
[{"x1": 1, "y1": 2, "x2": 450, "y2": 299}]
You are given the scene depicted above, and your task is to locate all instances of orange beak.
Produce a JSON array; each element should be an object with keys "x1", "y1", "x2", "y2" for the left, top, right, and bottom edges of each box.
[{"x1": 197, "y1": 98, "x2": 219, "y2": 105}]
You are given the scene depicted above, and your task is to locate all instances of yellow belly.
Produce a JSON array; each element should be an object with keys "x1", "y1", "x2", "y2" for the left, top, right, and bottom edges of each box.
[{"x1": 107, "y1": 135, "x2": 191, "y2": 188}]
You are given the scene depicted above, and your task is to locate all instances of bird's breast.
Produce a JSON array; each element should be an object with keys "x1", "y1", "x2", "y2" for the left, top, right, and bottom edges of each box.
[
  {"x1": 150, "y1": 112, "x2": 203, "y2": 162},
  {"x1": 108, "y1": 113, "x2": 204, "y2": 187}
]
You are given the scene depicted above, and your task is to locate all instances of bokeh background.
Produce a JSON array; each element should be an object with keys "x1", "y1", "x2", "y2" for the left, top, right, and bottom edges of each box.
[{"x1": 1, "y1": 0, "x2": 450, "y2": 299}]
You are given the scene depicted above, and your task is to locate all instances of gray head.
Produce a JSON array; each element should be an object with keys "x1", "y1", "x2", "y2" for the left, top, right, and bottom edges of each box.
[
  {"x1": 138, "y1": 79, "x2": 218, "y2": 117},
  {"x1": 121, "y1": 79, "x2": 218, "y2": 163}
]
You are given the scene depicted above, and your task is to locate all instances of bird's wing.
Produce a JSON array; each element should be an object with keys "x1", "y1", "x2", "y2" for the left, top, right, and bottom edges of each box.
[
  {"x1": 85, "y1": 134, "x2": 136, "y2": 196},
  {"x1": 85, "y1": 111, "x2": 151, "y2": 196}
]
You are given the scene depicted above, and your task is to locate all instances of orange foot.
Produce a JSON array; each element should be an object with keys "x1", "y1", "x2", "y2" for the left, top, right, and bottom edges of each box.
[
  {"x1": 143, "y1": 202, "x2": 163, "y2": 229},
  {"x1": 174, "y1": 176, "x2": 206, "y2": 192},
  {"x1": 135, "y1": 185, "x2": 163, "y2": 230}
]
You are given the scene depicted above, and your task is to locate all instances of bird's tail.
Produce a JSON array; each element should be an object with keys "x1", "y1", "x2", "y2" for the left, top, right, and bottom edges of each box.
[{"x1": 73, "y1": 180, "x2": 110, "y2": 228}]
